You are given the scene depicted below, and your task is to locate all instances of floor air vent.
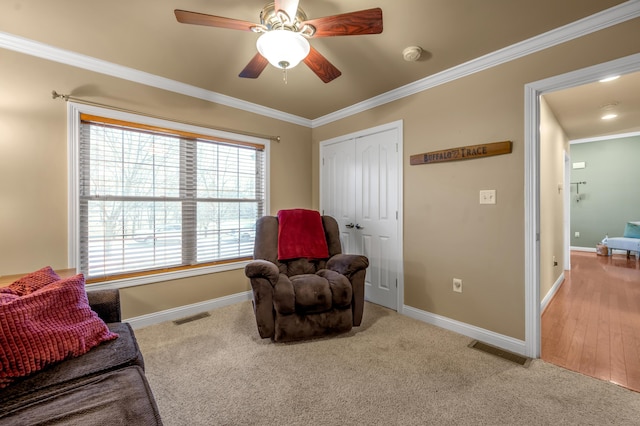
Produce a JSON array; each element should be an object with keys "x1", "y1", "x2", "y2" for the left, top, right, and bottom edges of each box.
[
  {"x1": 173, "y1": 312, "x2": 210, "y2": 325},
  {"x1": 469, "y1": 341, "x2": 531, "y2": 367}
]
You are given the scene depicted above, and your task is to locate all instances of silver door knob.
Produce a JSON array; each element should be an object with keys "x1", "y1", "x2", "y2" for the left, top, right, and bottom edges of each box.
[
  {"x1": 345, "y1": 223, "x2": 355, "y2": 229},
  {"x1": 355, "y1": 224, "x2": 364, "y2": 230}
]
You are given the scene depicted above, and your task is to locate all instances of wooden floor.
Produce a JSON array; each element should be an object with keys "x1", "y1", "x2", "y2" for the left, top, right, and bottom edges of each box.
[{"x1": 542, "y1": 251, "x2": 640, "y2": 392}]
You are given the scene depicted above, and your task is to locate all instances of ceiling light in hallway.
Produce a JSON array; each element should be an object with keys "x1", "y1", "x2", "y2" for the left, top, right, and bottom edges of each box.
[{"x1": 599, "y1": 75, "x2": 620, "y2": 83}]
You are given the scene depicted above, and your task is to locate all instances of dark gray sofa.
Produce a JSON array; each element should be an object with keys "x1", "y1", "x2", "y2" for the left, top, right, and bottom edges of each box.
[{"x1": 0, "y1": 289, "x2": 162, "y2": 425}]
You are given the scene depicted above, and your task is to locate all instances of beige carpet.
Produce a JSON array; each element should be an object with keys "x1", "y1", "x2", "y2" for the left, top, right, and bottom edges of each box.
[{"x1": 135, "y1": 302, "x2": 640, "y2": 425}]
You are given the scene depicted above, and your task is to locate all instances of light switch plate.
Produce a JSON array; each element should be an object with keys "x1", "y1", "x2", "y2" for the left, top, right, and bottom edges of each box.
[{"x1": 479, "y1": 189, "x2": 496, "y2": 204}]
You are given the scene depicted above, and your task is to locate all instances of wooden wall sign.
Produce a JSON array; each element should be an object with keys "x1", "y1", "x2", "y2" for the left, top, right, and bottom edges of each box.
[{"x1": 410, "y1": 141, "x2": 512, "y2": 166}]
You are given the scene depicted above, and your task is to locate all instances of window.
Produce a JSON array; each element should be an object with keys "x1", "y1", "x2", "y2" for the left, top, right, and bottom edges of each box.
[{"x1": 69, "y1": 105, "x2": 267, "y2": 284}]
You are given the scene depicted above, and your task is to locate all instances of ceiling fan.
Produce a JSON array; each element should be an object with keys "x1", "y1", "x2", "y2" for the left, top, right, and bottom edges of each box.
[{"x1": 174, "y1": 0, "x2": 383, "y2": 83}]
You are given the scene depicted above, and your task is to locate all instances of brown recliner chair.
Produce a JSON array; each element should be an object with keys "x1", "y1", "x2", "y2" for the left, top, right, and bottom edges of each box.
[{"x1": 244, "y1": 214, "x2": 369, "y2": 342}]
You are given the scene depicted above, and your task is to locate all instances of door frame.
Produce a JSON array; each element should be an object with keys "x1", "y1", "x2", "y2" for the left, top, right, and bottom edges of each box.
[
  {"x1": 524, "y1": 52, "x2": 640, "y2": 358},
  {"x1": 563, "y1": 151, "x2": 571, "y2": 270},
  {"x1": 319, "y1": 120, "x2": 404, "y2": 313}
]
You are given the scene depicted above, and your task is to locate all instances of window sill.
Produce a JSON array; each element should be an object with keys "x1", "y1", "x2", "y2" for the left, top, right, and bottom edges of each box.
[{"x1": 85, "y1": 260, "x2": 250, "y2": 291}]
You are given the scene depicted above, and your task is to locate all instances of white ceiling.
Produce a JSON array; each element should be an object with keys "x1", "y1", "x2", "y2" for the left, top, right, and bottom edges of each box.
[
  {"x1": 543, "y1": 71, "x2": 640, "y2": 141},
  {"x1": 0, "y1": 0, "x2": 637, "y2": 138}
]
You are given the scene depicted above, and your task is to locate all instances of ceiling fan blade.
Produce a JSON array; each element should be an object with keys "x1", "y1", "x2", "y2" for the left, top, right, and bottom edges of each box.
[
  {"x1": 303, "y1": 47, "x2": 342, "y2": 83},
  {"x1": 174, "y1": 9, "x2": 257, "y2": 32},
  {"x1": 302, "y1": 8, "x2": 383, "y2": 37},
  {"x1": 239, "y1": 53, "x2": 269, "y2": 79},
  {"x1": 274, "y1": 0, "x2": 300, "y2": 22}
]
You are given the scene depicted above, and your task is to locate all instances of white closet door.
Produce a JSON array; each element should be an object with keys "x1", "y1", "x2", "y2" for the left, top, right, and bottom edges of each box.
[
  {"x1": 355, "y1": 129, "x2": 399, "y2": 310},
  {"x1": 321, "y1": 125, "x2": 400, "y2": 311}
]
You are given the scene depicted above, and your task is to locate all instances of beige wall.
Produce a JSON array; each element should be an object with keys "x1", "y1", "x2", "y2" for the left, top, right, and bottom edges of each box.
[
  {"x1": 539, "y1": 97, "x2": 569, "y2": 302},
  {"x1": 2, "y1": 17, "x2": 639, "y2": 333},
  {"x1": 0, "y1": 49, "x2": 312, "y2": 318},
  {"x1": 313, "y1": 18, "x2": 640, "y2": 340}
]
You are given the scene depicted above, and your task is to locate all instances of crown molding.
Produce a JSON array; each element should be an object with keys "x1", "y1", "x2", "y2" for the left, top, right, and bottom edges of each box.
[
  {"x1": 570, "y1": 130, "x2": 640, "y2": 144},
  {"x1": 0, "y1": 31, "x2": 312, "y2": 128},
  {"x1": 1, "y1": 1, "x2": 638, "y2": 129},
  {"x1": 311, "y1": 0, "x2": 640, "y2": 127}
]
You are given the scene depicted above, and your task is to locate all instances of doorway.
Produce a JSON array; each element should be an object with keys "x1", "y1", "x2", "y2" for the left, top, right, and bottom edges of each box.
[
  {"x1": 543, "y1": 130, "x2": 640, "y2": 388},
  {"x1": 320, "y1": 120, "x2": 404, "y2": 311},
  {"x1": 524, "y1": 52, "x2": 640, "y2": 358}
]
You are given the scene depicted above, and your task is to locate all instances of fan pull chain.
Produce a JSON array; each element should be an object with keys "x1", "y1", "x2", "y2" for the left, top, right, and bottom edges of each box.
[{"x1": 282, "y1": 67, "x2": 288, "y2": 84}]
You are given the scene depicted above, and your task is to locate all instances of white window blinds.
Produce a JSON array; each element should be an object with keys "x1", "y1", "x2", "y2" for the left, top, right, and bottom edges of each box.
[{"x1": 78, "y1": 114, "x2": 265, "y2": 281}]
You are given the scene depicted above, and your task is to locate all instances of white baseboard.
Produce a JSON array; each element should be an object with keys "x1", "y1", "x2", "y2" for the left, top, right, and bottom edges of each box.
[
  {"x1": 402, "y1": 305, "x2": 527, "y2": 356},
  {"x1": 125, "y1": 291, "x2": 253, "y2": 329},
  {"x1": 125, "y1": 293, "x2": 527, "y2": 356},
  {"x1": 571, "y1": 246, "x2": 595, "y2": 252},
  {"x1": 541, "y1": 272, "x2": 565, "y2": 314},
  {"x1": 571, "y1": 245, "x2": 637, "y2": 256}
]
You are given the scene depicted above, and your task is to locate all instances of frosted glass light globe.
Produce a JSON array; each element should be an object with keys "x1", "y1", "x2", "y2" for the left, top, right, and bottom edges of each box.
[{"x1": 257, "y1": 30, "x2": 310, "y2": 69}]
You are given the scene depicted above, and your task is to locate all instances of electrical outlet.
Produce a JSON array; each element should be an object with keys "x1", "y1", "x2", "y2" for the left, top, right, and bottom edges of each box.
[
  {"x1": 575, "y1": 231, "x2": 580, "y2": 238},
  {"x1": 479, "y1": 190, "x2": 496, "y2": 204},
  {"x1": 453, "y1": 278, "x2": 463, "y2": 293}
]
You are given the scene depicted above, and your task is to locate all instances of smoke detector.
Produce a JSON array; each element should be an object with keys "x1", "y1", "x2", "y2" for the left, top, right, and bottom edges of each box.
[{"x1": 403, "y1": 46, "x2": 422, "y2": 62}]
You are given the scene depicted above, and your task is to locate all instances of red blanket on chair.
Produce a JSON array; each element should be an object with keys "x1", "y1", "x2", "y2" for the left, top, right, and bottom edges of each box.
[{"x1": 277, "y1": 209, "x2": 329, "y2": 260}]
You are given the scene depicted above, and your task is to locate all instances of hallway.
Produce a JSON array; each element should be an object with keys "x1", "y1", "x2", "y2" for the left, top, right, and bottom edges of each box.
[{"x1": 542, "y1": 251, "x2": 640, "y2": 392}]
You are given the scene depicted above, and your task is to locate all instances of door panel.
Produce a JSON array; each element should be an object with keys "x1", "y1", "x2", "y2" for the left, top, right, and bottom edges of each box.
[
  {"x1": 361, "y1": 233, "x2": 374, "y2": 288},
  {"x1": 321, "y1": 139, "x2": 357, "y2": 250},
  {"x1": 379, "y1": 236, "x2": 392, "y2": 290},
  {"x1": 355, "y1": 129, "x2": 398, "y2": 309}
]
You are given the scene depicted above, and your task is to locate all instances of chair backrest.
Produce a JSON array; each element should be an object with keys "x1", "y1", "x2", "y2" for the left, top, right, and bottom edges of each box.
[{"x1": 253, "y1": 215, "x2": 343, "y2": 276}]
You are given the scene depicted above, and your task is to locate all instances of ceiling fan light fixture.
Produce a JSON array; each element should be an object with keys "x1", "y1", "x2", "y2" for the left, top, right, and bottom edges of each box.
[{"x1": 256, "y1": 30, "x2": 310, "y2": 70}]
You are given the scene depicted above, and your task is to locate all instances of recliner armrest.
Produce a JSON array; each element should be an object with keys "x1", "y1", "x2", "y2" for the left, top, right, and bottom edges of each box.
[
  {"x1": 87, "y1": 288, "x2": 121, "y2": 323},
  {"x1": 245, "y1": 260, "x2": 280, "y2": 286},
  {"x1": 326, "y1": 254, "x2": 369, "y2": 277}
]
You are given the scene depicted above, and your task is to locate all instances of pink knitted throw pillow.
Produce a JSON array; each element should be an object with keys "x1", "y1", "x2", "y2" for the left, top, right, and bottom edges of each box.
[
  {"x1": 0, "y1": 265, "x2": 60, "y2": 296},
  {"x1": 0, "y1": 272, "x2": 118, "y2": 388}
]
